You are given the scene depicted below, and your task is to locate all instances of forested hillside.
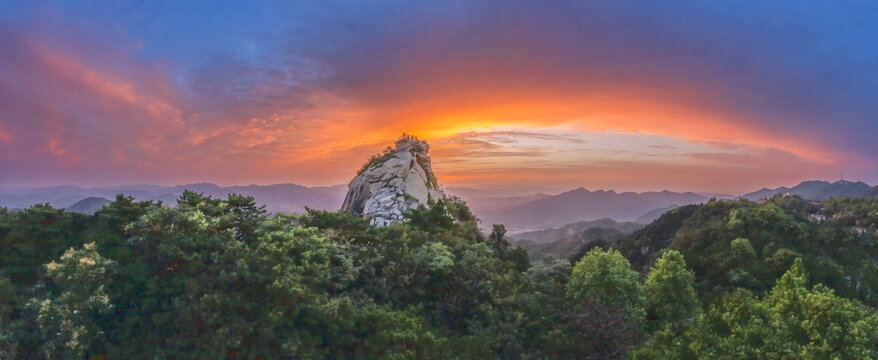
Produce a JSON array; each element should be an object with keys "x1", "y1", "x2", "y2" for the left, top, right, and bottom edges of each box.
[
  {"x1": 741, "y1": 180, "x2": 875, "y2": 201},
  {"x1": 514, "y1": 227, "x2": 628, "y2": 262},
  {"x1": 614, "y1": 195, "x2": 878, "y2": 306},
  {"x1": 509, "y1": 218, "x2": 642, "y2": 244},
  {"x1": 473, "y1": 188, "x2": 707, "y2": 231},
  {"x1": 0, "y1": 192, "x2": 876, "y2": 358}
]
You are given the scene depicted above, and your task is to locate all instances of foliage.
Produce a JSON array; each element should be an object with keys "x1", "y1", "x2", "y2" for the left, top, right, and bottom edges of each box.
[
  {"x1": 0, "y1": 203, "x2": 90, "y2": 287},
  {"x1": 565, "y1": 249, "x2": 645, "y2": 358},
  {"x1": 444, "y1": 195, "x2": 477, "y2": 223},
  {"x1": 614, "y1": 204, "x2": 701, "y2": 269},
  {"x1": 823, "y1": 196, "x2": 878, "y2": 229},
  {"x1": 568, "y1": 248, "x2": 645, "y2": 320},
  {"x1": 357, "y1": 145, "x2": 395, "y2": 175},
  {"x1": 568, "y1": 237, "x2": 612, "y2": 265},
  {"x1": 0, "y1": 274, "x2": 17, "y2": 359},
  {"x1": 643, "y1": 250, "x2": 699, "y2": 330},
  {"x1": 632, "y1": 259, "x2": 878, "y2": 359},
  {"x1": 515, "y1": 227, "x2": 626, "y2": 263},
  {"x1": 0, "y1": 191, "x2": 877, "y2": 358},
  {"x1": 30, "y1": 242, "x2": 115, "y2": 358},
  {"x1": 406, "y1": 200, "x2": 455, "y2": 232},
  {"x1": 487, "y1": 224, "x2": 530, "y2": 273},
  {"x1": 614, "y1": 196, "x2": 878, "y2": 306}
]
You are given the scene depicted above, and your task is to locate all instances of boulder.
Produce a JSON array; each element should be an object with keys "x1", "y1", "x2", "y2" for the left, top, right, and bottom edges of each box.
[{"x1": 341, "y1": 135, "x2": 444, "y2": 226}]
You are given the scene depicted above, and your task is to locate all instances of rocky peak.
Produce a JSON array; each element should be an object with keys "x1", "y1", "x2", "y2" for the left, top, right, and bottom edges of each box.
[{"x1": 341, "y1": 134, "x2": 444, "y2": 226}]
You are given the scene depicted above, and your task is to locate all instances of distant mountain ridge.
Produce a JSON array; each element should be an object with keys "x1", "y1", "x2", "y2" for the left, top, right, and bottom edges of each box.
[
  {"x1": 634, "y1": 205, "x2": 680, "y2": 224},
  {"x1": 8, "y1": 179, "x2": 876, "y2": 232},
  {"x1": 0, "y1": 183, "x2": 348, "y2": 213},
  {"x1": 513, "y1": 227, "x2": 628, "y2": 262},
  {"x1": 66, "y1": 196, "x2": 112, "y2": 215},
  {"x1": 508, "y1": 218, "x2": 643, "y2": 244},
  {"x1": 740, "y1": 180, "x2": 875, "y2": 201},
  {"x1": 473, "y1": 188, "x2": 709, "y2": 232}
]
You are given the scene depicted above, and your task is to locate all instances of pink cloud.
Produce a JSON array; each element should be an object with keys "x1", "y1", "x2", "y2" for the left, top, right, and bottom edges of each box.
[
  {"x1": 0, "y1": 123, "x2": 12, "y2": 143},
  {"x1": 0, "y1": 6, "x2": 874, "y2": 192}
]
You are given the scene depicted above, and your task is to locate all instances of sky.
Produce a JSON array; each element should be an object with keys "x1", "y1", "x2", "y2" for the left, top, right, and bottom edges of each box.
[{"x1": 1, "y1": 0, "x2": 877, "y2": 194}]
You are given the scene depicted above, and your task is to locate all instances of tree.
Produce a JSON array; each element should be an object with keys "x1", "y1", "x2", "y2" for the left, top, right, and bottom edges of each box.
[
  {"x1": 0, "y1": 203, "x2": 88, "y2": 287},
  {"x1": 763, "y1": 258, "x2": 878, "y2": 359},
  {"x1": 567, "y1": 248, "x2": 645, "y2": 319},
  {"x1": 112, "y1": 199, "x2": 263, "y2": 358},
  {"x1": 569, "y1": 238, "x2": 610, "y2": 265},
  {"x1": 634, "y1": 258, "x2": 878, "y2": 359},
  {"x1": 415, "y1": 242, "x2": 455, "y2": 275},
  {"x1": 11, "y1": 187, "x2": 878, "y2": 358},
  {"x1": 487, "y1": 224, "x2": 508, "y2": 252},
  {"x1": 487, "y1": 224, "x2": 529, "y2": 272},
  {"x1": 0, "y1": 274, "x2": 17, "y2": 359},
  {"x1": 643, "y1": 250, "x2": 699, "y2": 330},
  {"x1": 407, "y1": 201, "x2": 454, "y2": 232},
  {"x1": 566, "y1": 248, "x2": 646, "y2": 359},
  {"x1": 30, "y1": 242, "x2": 114, "y2": 358},
  {"x1": 444, "y1": 196, "x2": 477, "y2": 223},
  {"x1": 226, "y1": 193, "x2": 267, "y2": 242},
  {"x1": 513, "y1": 257, "x2": 573, "y2": 358}
]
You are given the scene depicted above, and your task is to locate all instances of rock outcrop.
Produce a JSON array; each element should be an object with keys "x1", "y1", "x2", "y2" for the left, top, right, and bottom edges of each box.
[{"x1": 341, "y1": 135, "x2": 444, "y2": 226}]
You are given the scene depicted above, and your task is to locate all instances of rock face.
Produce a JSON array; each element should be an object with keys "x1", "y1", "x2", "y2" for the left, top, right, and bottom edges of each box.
[{"x1": 341, "y1": 135, "x2": 444, "y2": 226}]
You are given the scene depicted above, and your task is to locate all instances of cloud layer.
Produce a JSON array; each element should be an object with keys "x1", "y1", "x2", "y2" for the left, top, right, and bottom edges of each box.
[{"x1": 1, "y1": 1, "x2": 876, "y2": 193}]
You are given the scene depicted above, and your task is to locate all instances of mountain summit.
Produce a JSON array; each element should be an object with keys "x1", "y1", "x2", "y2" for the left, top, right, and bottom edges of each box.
[
  {"x1": 740, "y1": 180, "x2": 874, "y2": 201},
  {"x1": 341, "y1": 134, "x2": 444, "y2": 226}
]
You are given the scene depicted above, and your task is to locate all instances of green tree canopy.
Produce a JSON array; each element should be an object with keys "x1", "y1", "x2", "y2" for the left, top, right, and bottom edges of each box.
[
  {"x1": 30, "y1": 242, "x2": 115, "y2": 358},
  {"x1": 644, "y1": 250, "x2": 699, "y2": 330},
  {"x1": 567, "y1": 248, "x2": 645, "y2": 320}
]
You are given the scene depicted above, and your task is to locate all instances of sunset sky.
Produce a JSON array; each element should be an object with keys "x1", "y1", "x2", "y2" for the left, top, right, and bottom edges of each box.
[{"x1": 1, "y1": 1, "x2": 877, "y2": 194}]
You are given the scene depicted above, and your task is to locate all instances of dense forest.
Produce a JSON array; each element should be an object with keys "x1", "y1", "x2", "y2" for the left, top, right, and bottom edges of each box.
[{"x1": 0, "y1": 192, "x2": 877, "y2": 359}]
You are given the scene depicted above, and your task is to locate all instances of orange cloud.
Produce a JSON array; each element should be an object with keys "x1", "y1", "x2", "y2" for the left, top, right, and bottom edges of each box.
[
  {"x1": 327, "y1": 86, "x2": 842, "y2": 168},
  {"x1": 36, "y1": 45, "x2": 184, "y2": 132},
  {"x1": 1, "y1": 11, "x2": 870, "y2": 192},
  {"x1": 0, "y1": 123, "x2": 12, "y2": 143}
]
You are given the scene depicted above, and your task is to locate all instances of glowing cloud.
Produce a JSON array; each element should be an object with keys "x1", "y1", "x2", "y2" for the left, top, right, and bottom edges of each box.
[{"x1": 0, "y1": 1, "x2": 876, "y2": 192}]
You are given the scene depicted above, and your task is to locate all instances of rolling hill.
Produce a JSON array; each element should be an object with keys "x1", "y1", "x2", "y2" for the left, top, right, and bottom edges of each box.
[
  {"x1": 740, "y1": 180, "x2": 874, "y2": 201},
  {"x1": 508, "y1": 218, "x2": 642, "y2": 244},
  {"x1": 513, "y1": 227, "x2": 629, "y2": 261},
  {"x1": 66, "y1": 197, "x2": 112, "y2": 215},
  {"x1": 0, "y1": 183, "x2": 348, "y2": 214},
  {"x1": 474, "y1": 188, "x2": 708, "y2": 231}
]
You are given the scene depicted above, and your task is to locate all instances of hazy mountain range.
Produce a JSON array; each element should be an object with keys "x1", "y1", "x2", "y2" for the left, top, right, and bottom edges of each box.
[
  {"x1": 0, "y1": 183, "x2": 347, "y2": 214},
  {"x1": 0, "y1": 184, "x2": 709, "y2": 232},
  {"x1": 633, "y1": 205, "x2": 681, "y2": 223},
  {"x1": 66, "y1": 197, "x2": 113, "y2": 215},
  {"x1": 2, "y1": 179, "x2": 875, "y2": 233},
  {"x1": 507, "y1": 218, "x2": 643, "y2": 244},
  {"x1": 740, "y1": 180, "x2": 874, "y2": 201},
  {"x1": 513, "y1": 227, "x2": 630, "y2": 262},
  {"x1": 465, "y1": 188, "x2": 709, "y2": 231}
]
